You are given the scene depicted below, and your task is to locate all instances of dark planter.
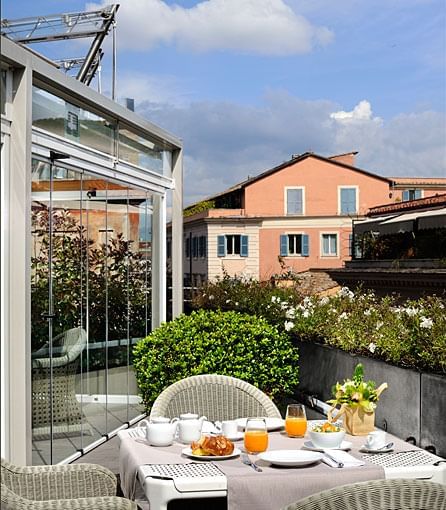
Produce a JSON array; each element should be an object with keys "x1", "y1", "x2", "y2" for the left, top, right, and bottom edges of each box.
[{"x1": 295, "y1": 341, "x2": 445, "y2": 457}]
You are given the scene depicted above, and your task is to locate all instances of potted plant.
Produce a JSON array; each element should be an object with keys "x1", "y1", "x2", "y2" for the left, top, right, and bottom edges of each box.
[{"x1": 327, "y1": 363, "x2": 387, "y2": 435}]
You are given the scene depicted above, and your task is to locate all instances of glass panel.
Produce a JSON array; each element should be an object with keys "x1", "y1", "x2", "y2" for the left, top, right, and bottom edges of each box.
[
  {"x1": 31, "y1": 160, "x2": 151, "y2": 463},
  {"x1": 31, "y1": 159, "x2": 87, "y2": 464},
  {"x1": 119, "y1": 127, "x2": 165, "y2": 174},
  {"x1": 32, "y1": 87, "x2": 115, "y2": 155}
]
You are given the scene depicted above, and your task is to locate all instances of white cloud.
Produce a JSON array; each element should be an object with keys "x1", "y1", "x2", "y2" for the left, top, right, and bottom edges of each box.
[
  {"x1": 136, "y1": 91, "x2": 445, "y2": 204},
  {"x1": 330, "y1": 100, "x2": 380, "y2": 122},
  {"x1": 88, "y1": 0, "x2": 333, "y2": 55}
]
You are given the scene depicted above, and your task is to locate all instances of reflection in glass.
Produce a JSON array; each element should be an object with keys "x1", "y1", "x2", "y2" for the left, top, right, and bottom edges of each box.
[
  {"x1": 118, "y1": 127, "x2": 164, "y2": 174},
  {"x1": 31, "y1": 159, "x2": 151, "y2": 464},
  {"x1": 32, "y1": 87, "x2": 115, "y2": 155}
]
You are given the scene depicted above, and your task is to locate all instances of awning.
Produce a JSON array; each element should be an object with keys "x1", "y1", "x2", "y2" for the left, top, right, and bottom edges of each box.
[
  {"x1": 354, "y1": 207, "x2": 446, "y2": 235},
  {"x1": 354, "y1": 216, "x2": 396, "y2": 234}
]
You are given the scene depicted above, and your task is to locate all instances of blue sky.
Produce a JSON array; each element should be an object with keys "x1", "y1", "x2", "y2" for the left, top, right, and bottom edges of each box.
[{"x1": 2, "y1": 0, "x2": 445, "y2": 205}]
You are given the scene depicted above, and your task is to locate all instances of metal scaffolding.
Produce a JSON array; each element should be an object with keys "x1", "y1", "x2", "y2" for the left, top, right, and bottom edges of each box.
[{"x1": 1, "y1": 4, "x2": 119, "y2": 94}]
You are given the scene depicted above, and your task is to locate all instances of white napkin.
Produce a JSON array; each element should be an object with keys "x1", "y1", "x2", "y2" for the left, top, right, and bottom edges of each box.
[{"x1": 322, "y1": 449, "x2": 365, "y2": 468}]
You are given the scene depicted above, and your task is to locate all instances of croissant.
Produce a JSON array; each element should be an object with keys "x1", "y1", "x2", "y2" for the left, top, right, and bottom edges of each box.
[{"x1": 191, "y1": 435, "x2": 235, "y2": 456}]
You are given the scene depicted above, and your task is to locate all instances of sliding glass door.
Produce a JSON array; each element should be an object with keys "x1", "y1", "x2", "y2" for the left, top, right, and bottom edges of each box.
[{"x1": 31, "y1": 158, "x2": 152, "y2": 464}]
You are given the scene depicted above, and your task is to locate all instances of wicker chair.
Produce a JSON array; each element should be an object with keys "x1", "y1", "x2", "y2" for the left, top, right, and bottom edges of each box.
[
  {"x1": 149, "y1": 373, "x2": 282, "y2": 421},
  {"x1": 32, "y1": 327, "x2": 92, "y2": 439},
  {"x1": 1, "y1": 458, "x2": 137, "y2": 509},
  {"x1": 281, "y1": 478, "x2": 446, "y2": 510}
]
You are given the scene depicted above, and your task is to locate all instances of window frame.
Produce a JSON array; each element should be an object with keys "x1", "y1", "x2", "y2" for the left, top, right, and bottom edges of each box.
[
  {"x1": 320, "y1": 232, "x2": 339, "y2": 257},
  {"x1": 338, "y1": 185, "x2": 358, "y2": 215},
  {"x1": 284, "y1": 186, "x2": 305, "y2": 216},
  {"x1": 402, "y1": 189, "x2": 423, "y2": 202},
  {"x1": 280, "y1": 233, "x2": 309, "y2": 257},
  {"x1": 217, "y1": 234, "x2": 248, "y2": 257}
]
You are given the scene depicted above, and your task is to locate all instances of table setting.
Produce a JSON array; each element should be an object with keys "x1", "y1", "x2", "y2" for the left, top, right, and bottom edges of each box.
[{"x1": 119, "y1": 406, "x2": 416, "y2": 510}]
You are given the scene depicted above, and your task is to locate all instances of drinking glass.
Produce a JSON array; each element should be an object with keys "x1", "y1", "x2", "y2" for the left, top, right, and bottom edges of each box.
[
  {"x1": 285, "y1": 404, "x2": 307, "y2": 438},
  {"x1": 244, "y1": 418, "x2": 268, "y2": 454}
]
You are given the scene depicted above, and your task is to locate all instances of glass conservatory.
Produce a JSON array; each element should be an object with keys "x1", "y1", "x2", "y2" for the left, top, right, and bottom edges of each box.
[{"x1": 1, "y1": 36, "x2": 183, "y2": 465}]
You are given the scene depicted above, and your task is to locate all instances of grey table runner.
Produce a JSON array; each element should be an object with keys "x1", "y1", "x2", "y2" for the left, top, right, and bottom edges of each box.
[{"x1": 120, "y1": 430, "x2": 415, "y2": 510}]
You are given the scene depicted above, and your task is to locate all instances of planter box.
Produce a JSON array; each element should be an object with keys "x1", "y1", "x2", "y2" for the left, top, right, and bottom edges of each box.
[{"x1": 295, "y1": 341, "x2": 446, "y2": 457}]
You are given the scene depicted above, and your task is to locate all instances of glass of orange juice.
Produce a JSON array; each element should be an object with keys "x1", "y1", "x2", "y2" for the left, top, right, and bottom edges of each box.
[
  {"x1": 244, "y1": 418, "x2": 268, "y2": 454},
  {"x1": 285, "y1": 404, "x2": 307, "y2": 438}
]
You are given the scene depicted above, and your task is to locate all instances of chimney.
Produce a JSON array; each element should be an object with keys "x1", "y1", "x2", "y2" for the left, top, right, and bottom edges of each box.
[
  {"x1": 328, "y1": 151, "x2": 358, "y2": 166},
  {"x1": 123, "y1": 97, "x2": 135, "y2": 112}
]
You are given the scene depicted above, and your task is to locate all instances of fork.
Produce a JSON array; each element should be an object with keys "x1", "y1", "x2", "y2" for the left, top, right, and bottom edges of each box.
[{"x1": 241, "y1": 453, "x2": 262, "y2": 472}]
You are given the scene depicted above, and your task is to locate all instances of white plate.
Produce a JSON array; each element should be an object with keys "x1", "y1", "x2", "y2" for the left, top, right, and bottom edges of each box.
[
  {"x1": 258, "y1": 450, "x2": 323, "y2": 467},
  {"x1": 359, "y1": 445, "x2": 394, "y2": 454},
  {"x1": 235, "y1": 417, "x2": 285, "y2": 431},
  {"x1": 303, "y1": 440, "x2": 353, "y2": 452},
  {"x1": 182, "y1": 447, "x2": 241, "y2": 460}
]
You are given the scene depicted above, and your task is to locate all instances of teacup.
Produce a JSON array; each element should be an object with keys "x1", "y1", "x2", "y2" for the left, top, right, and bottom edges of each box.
[
  {"x1": 139, "y1": 419, "x2": 177, "y2": 447},
  {"x1": 365, "y1": 430, "x2": 387, "y2": 450},
  {"x1": 221, "y1": 420, "x2": 238, "y2": 437}
]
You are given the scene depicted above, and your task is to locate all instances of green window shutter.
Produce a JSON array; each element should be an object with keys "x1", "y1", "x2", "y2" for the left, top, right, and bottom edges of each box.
[
  {"x1": 217, "y1": 235, "x2": 226, "y2": 257},
  {"x1": 280, "y1": 235, "x2": 288, "y2": 256},
  {"x1": 241, "y1": 235, "x2": 248, "y2": 257},
  {"x1": 302, "y1": 234, "x2": 309, "y2": 256}
]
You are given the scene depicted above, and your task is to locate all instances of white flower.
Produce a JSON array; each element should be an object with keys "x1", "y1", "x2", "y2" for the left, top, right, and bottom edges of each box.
[
  {"x1": 364, "y1": 309, "x2": 371, "y2": 316},
  {"x1": 284, "y1": 321, "x2": 294, "y2": 331},
  {"x1": 368, "y1": 342, "x2": 377, "y2": 353},
  {"x1": 404, "y1": 307, "x2": 419, "y2": 316},
  {"x1": 271, "y1": 296, "x2": 280, "y2": 303},
  {"x1": 285, "y1": 308, "x2": 296, "y2": 319},
  {"x1": 420, "y1": 316, "x2": 433, "y2": 329},
  {"x1": 319, "y1": 296, "x2": 329, "y2": 305},
  {"x1": 302, "y1": 310, "x2": 311, "y2": 318},
  {"x1": 280, "y1": 302, "x2": 289, "y2": 310},
  {"x1": 339, "y1": 287, "x2": 354, "y2": 299},
  {"x1": 225, "y1": 299, "x2": 231, "y2": 304},
  {"x1": 376, "y1": 321, "x2": 383, "y2": 329},
  {"x1": 338, "y1": 312, "x2": 348, "y2": 320},
  {"x1": 208, "y1": 295, "x2": 214, "y2": 301}
]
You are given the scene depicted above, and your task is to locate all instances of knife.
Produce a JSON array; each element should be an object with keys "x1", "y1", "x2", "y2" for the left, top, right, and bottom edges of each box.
[
  {"x1": 323, "y1": 451, "x2": 344, "y2": 468},
  {"x1": 241, "y1": 453, "x2": 262, "y2": 472}
]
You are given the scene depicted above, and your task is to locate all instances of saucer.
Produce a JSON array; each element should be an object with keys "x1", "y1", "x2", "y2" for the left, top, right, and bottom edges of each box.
[
  {"x1": 359, "y1": 445, "x2": 394, "y2": 453},
  {"x1": 303, "y1": 440, "x2": 353, "y2": 452}
]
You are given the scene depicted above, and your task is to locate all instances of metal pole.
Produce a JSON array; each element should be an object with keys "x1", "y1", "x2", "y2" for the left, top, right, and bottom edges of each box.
[{"x1": 112, "y1": 20, "x2": 117, "y2": 100}]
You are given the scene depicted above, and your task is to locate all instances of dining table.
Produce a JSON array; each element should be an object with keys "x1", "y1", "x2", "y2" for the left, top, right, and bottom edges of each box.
[{"x1": 118, "y1": 420, "x2": 445, "y2": 510}]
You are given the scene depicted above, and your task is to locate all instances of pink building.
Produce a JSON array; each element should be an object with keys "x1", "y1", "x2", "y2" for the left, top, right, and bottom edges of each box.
[{"x1": 178, "y1": 152, "x2": 446, "y2": 283}]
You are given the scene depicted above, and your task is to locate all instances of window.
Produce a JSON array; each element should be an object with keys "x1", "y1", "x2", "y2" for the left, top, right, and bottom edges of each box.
[
  {"x1": 185, "y1": 237, "x2": 190, "y2": 258},
  {"x1": 199, "y1": 236, "x2": 207, "y2": 258},
  {"x1": 348, "y1": 233, "x2": 362, "y2": 259},
  {"x1": 340, "y1": 187, "x2": 357, "y2": 214},
  {"x1": 192, "y1": 236, "x2": 198, "y2": 258},
  {"x1": 286, "y1": 187, "x2": 304, "y2": 215},
  {"x1": 321, "y1": 233, "x2": 338, "y2": 256},
  {"x1": 402, "y1": 189, "x2": 422, "y2": 201},
  {"x1": 217, "y1": 234, "x2": 248, "y2": 257},
  {"x1": 280, "y1": 234, "x2": 309, "y2": 256}
]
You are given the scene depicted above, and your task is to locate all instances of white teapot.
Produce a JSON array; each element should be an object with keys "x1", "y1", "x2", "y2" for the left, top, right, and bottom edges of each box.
[
  {"x1": 172, "y1": 413, "x2": 207, "y2": 444},
  {"x1": 139, "y1": 419, "x2": 177, "y2": 447}
]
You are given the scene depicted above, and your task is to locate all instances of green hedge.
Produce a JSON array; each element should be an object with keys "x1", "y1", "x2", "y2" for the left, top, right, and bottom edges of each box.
[{"x1": 133, "y1": 309, "x2": 299, "y2": 411}]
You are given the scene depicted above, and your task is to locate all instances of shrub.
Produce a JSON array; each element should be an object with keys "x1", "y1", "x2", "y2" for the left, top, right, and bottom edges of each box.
[{"x1": 133, "y1": 309, "x2": 299, "y2": 411}]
